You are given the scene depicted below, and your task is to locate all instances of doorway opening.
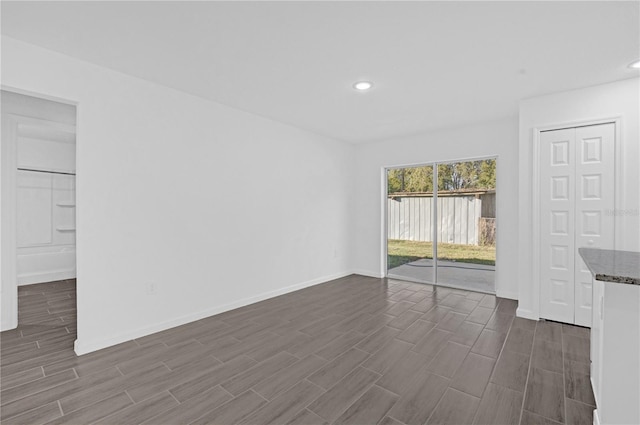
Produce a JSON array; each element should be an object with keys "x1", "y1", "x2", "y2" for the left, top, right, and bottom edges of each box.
[
  {"x1": 385, "y1": 158, "x2": 497, "y2": 293},
  {"x1": 1, "y1": 90, "x2": 77, "y2": 335}
]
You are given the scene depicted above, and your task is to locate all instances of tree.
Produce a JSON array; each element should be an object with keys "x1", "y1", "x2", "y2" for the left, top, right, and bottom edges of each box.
[
  {"x1": 477, "y1": 159, "x2": 496, "y2": 189},
  {"x1": 404, "y1": 166, "x2": 433, "y2": 192},
  {"x1": 387, "y1": 169, "x2": 404, "y2": 193},
  {"x1": 388, "y1": 166, "x2": 434, "y2": 193},
  {"x1": 388, "y1": 159, "x2": 496, "y2": 194}
]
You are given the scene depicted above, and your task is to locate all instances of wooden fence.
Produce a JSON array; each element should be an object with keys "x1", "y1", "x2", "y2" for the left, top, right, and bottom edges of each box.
[{"x1": 387, "y1": 194, "x2": 494, "y2": 245}]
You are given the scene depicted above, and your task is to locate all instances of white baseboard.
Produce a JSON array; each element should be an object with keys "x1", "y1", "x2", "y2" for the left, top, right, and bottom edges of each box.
[
  {"x1": 516, "y1": 307, "x2": 538, "y2": 321},
  {"x1": 0, "y1": 316, "x2": 18, "y2": 332},
  {"x1": 18, "y1": 270, "x2": 76, "y2": 286},
  {"x1": 590, "y1": 376, "x2": 600, "y2": 409},
  {"x1": 351, "y1": 269, "x2": 384, "y2": 278},
  {"x1": 74, "y1": 270, "x2": 352, "y2": 355}
]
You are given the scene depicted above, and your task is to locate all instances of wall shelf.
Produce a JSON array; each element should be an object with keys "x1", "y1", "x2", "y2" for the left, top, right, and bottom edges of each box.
[{"x1": 56, "y1": 202, "x2": 76, "y2": 207}]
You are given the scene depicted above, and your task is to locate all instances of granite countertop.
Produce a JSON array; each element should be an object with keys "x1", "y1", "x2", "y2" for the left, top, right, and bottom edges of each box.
[{"x1": 578, "y1": 248, "x2": 640, "y2": 285}]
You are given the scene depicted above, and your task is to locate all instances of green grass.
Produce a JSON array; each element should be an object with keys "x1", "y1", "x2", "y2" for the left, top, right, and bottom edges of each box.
[{"x1": 388, "y1": 239, "x2": 496, "y2": 269}]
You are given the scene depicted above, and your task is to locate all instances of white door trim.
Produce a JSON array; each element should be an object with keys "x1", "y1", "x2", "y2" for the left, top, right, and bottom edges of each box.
[
  {"x1": 1, "y1": 115, "x2": 19, "y2": 331},
  {"x1": 0, "y1": 87, "x2": 79, "y2": 332},
  {"x1": 529, "y1": 116, "x2": 623, "y2": 322}
]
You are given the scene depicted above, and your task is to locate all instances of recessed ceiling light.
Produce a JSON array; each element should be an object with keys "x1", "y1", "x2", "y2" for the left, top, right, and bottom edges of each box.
[
  {"x1": 629, "y1": 59, "x2": 640, "y2": 69},
  {"x1": 353, "y1": 81, "x2": 373, "y2": 91}
]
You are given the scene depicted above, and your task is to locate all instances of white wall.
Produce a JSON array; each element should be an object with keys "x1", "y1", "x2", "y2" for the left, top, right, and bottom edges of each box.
[
  {"x1": 353, "y1": 118, "x2": 520, "y2": 299},
  {"x1": 1, "y1": 37, "x2": 355, "y2": 354},
  {"x1": 517, "y1": 78, "x2": 640, "y2": 320}
]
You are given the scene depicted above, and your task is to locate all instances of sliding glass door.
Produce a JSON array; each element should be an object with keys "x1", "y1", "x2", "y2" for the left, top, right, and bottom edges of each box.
[{"x1": 386, "y1": 158, "x2": 496, "y2": 293}]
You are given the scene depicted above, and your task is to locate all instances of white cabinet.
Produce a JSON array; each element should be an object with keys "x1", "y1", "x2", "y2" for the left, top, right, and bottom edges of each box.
[
  {"x1": 590, "y1": 277, "x2": 640, "y2": 425},
  {"x1": 16, "y1": 170, "x2": 76, "y2": 285}
]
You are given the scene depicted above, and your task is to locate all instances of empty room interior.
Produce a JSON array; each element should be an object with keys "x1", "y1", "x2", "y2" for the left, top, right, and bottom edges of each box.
[{"x1": 1, "y1": 2, "x2": 639, "y2": 425}]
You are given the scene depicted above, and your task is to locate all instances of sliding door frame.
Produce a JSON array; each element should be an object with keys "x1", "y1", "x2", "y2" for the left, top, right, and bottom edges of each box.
[{"x1": 383, "y1": 154, "x2": 499, "y2": 292}]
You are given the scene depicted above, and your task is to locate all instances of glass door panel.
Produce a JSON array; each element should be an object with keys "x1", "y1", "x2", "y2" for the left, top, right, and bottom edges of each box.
[
  {"x1": 386, "y1": 165, "x2": 434, "y2": 283},
  {"x1": 435, "y1": 160, "x2": 496, "y2": 292}
]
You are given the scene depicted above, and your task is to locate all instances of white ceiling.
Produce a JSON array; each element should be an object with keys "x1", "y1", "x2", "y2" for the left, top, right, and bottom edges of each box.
[{"x1": 2, "y1": 1, "x2": 639, "y2": 143}]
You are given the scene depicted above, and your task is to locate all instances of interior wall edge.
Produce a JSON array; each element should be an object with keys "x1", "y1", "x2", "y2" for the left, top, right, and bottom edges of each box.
[
  {"x1": 495, "y1": 289, "x2": 518, "y2": 301},
  {"x1": 515, "y1": 307, "x2": 538, "y2": 321}
]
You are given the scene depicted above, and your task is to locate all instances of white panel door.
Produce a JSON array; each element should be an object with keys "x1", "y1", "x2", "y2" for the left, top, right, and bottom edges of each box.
[
  {"x1": 574, "y1": 123, "x2": 615, "y2": 327},
  {"x1": 540, "y1": 123, "x2": 615, "y2": 326},
  {"x1": 540, "y1": 128, "x2": 576, "y2": 324}
]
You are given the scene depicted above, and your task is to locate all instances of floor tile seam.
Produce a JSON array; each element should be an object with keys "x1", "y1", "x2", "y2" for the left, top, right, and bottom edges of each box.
[
  {"x1": 531, "y1": 359, "x2": 564, "y2": 375},
  {"x1": 207, "y1": 351, "x2": 232, "y2": 365},
  {"x1": 501, "y1": 339, "x2": 535, "y2": 357},
  {"x1": 565, "y1": 396, "x2": 596, "y2": 409},
  {"x1": 446, "y1": 333, "x2": 476, "y2": 349},
  {"x1": 56, "y1": 399, "x2": 64, "y2": 418},
  {"x1": 529, "y1": 365, "x2": 564, "y2": 379},
  {"x1": 447, "y1": 364, "x2": 495, "y2": 400},
  {"x1": 198, "y1": 335, "x2": 241, "y2": 347},
  {"x1": 253, "y1": 359, "x2": 326, "y2": 400},
  {"x1": 0, "y1": 369, "x2": 80, "y2": 408},
  {"x1": 113, "y1": 364, "x2": 128, "y2": 378},
  {"x1": 252, "y1": 388, "x2": 270, "y2": 403},
  {"x1": 426, "y1": 386, "x2": 481, "y2": 425},
  {"x1": 517, "y1": 320, "x2": 539, "y2": 425},
  {"x1": 370, "y1": 375, "x2": 403, "y2": 398},
  {"x1": 308, "y1": 347, "x2": 373, "y2": 383},
  {"x1": 2, "y1": 341, "x2": 73, "y2": 366},
  {"x1": 418, "y1": 375, "x2": 451, "y2": 425},
  {"x1": 0, "y1": 341, "x2": 40, "y2": 357},
  {"x1": 245, "y1": 347, "x2": 302, "y2": 363},
  {"x1": 446, "y1": 371, "x2": 481, "y2": 401},
  {"x1": 160, "y1": 360, "x2": 184, "y2": 373},
  {"x1": 304, "y1": 377, "x2": 378, "y2": 423},
  {"x1": 313, "y1": 335, "x2": 371, "y2": 361},
  {"x1": 341, "y1": 383, "x2": 403, "y2": 424},
  {"x1": 123, "y1": 389, "x2": 136, "y2": 405},
  {"x1": 297, "y1": 325, "x2": 342, "y2": 339},
  {"x1": 0, "y1": 396, "x2": 54, "y2": 422},
  {"x1": 58, "y1": 386, "x2": 128, "y2": 416},
  {"x1": 342, "y1": 357, "x2": 383, "y2": 377},
  {"x1": 428, "y1": 368, "x2": 456, "y2": 382},
  {"x1": 284, "y1": 332, "x2": 346, "y2": 358},
  {"x1": 409, "y1": 330, "x2": 453, "y2": 360},
  {"x1": 534, "y1": 331, "x2": 562, "y2": 344},
  {"x1": 386, "y1": 412, "x2": 409, "y2": 425},
  {"x1": 298, "y1": 378, "x2": 331, "y2": 414},
  {"x1": 218, "y1": 355, "x2": 300, "y2": 392},
  {"x1": 561, "y1": 322, "x2": 568, "y2": 425}
]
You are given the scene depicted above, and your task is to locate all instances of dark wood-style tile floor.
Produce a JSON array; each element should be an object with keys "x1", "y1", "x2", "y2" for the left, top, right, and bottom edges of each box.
[{"x1": 1, "y1": 275, "x2": 595, "y2": 424}]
